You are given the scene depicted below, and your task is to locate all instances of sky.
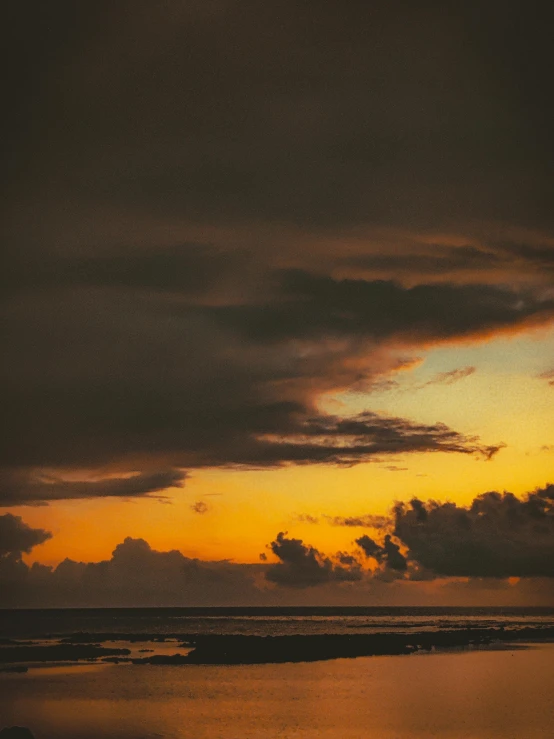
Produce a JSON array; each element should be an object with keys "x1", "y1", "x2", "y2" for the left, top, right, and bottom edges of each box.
[{"x1": 2, "y1": 1, "x2": 554, "y2": 606}]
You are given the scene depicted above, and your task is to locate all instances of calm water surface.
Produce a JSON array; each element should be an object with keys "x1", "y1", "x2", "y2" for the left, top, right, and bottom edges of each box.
[{"x1": 2, "y1": 643, "x2": 554, "y2": 739}]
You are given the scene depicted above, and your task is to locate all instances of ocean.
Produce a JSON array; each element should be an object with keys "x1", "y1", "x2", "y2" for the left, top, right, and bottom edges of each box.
[
  {"x1": 2, "y1": 605, "x2": 554, "y2": 638},
  {"x1": 1, "y1": 607, "x2": 554, "y2": 738}
]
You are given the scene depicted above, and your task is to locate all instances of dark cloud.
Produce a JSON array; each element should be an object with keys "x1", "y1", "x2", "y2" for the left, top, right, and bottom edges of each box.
[
  {"x1": 495, "y1": 242, "x2": 554, "y2": 271},
  {"x1": 0, "y1": 514, "x2": 52, "y2": 557},
  {"x1": 0, "y1": 531, "x2": 365, "y2": 607},
  {"x1": 341, "y1": 242, "x2": 554, "y2": 283},
  {"x1": 393, "y1": 485, "x2": 554, "y2": 577},
  {"x1": 265, "y1": 532, "x2": 334, "y2": 588},
  {"x1": 0, "y1": 536, "x2": 267, "y2": 608},
  {"x1": 2, "y1": 0, "x2": 553, "y2": 495},
  {"x1": 5, "y1": 1, "x2": 554, "y2": 230},
  {"x1": 327, "y1": 514, "x2": 390, "y2": 529},
  {"x1": 2, "y1": 244, "x2": 246, "y2": 299},
  {"x1": 265, "y1": 532, "x2": 362, "y2": 588},
  {"x1": 3, "y1": 515, "x2": 554, "y2": 606},
  {"x1": 254, "y1": 412, "x2": 502, "y2": 466},
  {"x1": 3, "y1": 272, "x2": 509, "y2": 482},
  {"x1": 253, "y1": 271, "x2": 554, "y2": 344},
  {"x1": 342, "y1": 246, "x2": 504, "y2": 278},
  {"x1": 301, "y1": 484, "x2": 554, "y2": 580},
  {"x1": 0, "y1": 470, "x2": 186, "y2": 507},
  {"x1": 356, "y1": 534, "x2": 407, "y2": 572},
  {"x1": 190, "y1": 501, "x2": 209, "y2": 515}
]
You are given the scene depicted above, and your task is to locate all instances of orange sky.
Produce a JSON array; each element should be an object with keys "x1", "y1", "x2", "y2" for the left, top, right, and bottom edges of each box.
[
  {"x1": 15, "y1": 325, "x2": 554, "y2": 569},
  {"x1": 3, "y1": 2, "x2": 554, "y2": 606}
]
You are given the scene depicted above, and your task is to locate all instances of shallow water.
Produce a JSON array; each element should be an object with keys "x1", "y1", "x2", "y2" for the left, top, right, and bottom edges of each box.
[{"x1": 2, "y1": 642, "x2": 554, "y2": 738}]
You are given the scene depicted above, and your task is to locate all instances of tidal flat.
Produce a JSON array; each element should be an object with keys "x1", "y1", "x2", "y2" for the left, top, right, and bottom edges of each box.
[
  {"x1": 2, "y1": 642, "x2": 554, "y2": 739},
  {"x1": 2, "y1": 625, "x2": 554, "y2": 667}
]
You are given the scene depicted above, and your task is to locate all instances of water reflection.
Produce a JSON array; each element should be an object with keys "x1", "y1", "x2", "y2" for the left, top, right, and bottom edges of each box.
[{"x1": 1, "y1": 644, "x2": 553, "y2": 738}]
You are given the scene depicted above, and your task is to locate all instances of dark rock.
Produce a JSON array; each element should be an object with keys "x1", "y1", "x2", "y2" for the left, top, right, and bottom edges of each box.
[
  {"x1": 0, "y1": 645, "x2": 131, "y2": 664},
  {"x1": 0, "y1": 728, "x2": 36, "y2": 739},
  {"x1": 132, "y1": 653, "x2": 189, "y2": 665}
]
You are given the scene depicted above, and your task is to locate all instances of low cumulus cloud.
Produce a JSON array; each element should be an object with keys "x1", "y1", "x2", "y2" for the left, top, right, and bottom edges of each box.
[
  {"x1": 293, "y1": 483, "x2": 554, "y2": 581},
  {"x1": 3, "y1": 489, "x2": 554, "y2": 607},
  {"x1": 356, "y1": 534, "x2": 408, "y2": 572},
  {"x1": 393, "y1": 485, "x2": 554, "y2": 578},
  {"x1": 265, "y1": 532, "x2": 363, "y2": 588},
  {"x1": 1, "y1": 529, "x2": 365, "y2": 607},
  {"x1": 1, "y1": 535, "x2": 267, "y2": 608}
]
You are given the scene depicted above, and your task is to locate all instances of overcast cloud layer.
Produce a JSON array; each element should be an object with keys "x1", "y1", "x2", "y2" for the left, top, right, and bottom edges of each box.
[{"x1": 3, "y1": 1, "x2": 554, "y2": 505}]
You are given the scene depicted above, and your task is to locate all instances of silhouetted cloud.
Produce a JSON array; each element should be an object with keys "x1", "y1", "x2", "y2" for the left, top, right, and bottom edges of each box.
[
  {"x1": 1, "y1": 535, "x2": 267, "y2": 608},
  {"x1": 393, "y1": 485, "x2": 554, "y2": 577},
  {"x1": 299, "y1": 484, "x2": 554, "y2": 580},
  {"x1": 252, "y1": 411, "x2": 503, "y2": 466},
  {"x1": 326, "y1": 514, "x2": 390, "y2": 529},
  {"x1": 265, "y1": 532, "x2": 334, "y2": 588},
  {"x1": 191, "y1": 501, "x2": 209, "y2": 514},
  {"x1": 356, "y1": 534, "x2": 407, "y2": 571},
  {"x1": 265, "y1": 532, "x2": 362, "y2": 588},
  {"x1": 0, "y1": 514, "x2": 52, "y2": 557},
  {"x1": 3, "y1": 276, "x2": 507, "y2": 482},
  {"x1": 0, "y1": 530, "x2": 365, "y2": 607},
  {"x1": 0, "y1": 470, "x2": 186, "y2": 507},
  {"x1": 3, "y1": 510, "x2": 554, "y2": 606}
]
